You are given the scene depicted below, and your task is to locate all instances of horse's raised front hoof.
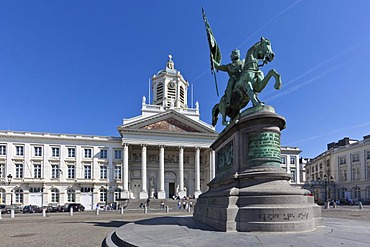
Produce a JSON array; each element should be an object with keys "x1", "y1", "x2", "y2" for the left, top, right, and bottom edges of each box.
[{"x1": 274, "y1": 79, "x2": 282, "y2": 90}]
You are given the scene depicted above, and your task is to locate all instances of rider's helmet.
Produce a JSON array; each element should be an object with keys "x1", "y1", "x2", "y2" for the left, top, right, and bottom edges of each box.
[{"x1": 230, "y1": 49, "x2": 240, "y2": 61}]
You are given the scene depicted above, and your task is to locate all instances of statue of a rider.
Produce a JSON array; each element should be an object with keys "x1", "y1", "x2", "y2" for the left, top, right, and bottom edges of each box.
[{"x1": 213, "y1": 49, "x2": 244, "y2": 108}]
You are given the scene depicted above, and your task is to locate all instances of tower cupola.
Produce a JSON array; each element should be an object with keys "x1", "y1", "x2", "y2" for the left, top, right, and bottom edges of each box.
[{"x1": 151, "y1": 55, "x2": 189, "y2": 109}]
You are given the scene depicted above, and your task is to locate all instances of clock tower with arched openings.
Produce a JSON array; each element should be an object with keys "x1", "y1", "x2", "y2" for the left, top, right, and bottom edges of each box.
[{"x1": 151, "y1": 55, "x2": 189, "y2": 109}]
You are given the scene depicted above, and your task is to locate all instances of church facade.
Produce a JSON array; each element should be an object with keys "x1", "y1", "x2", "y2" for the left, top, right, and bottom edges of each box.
[
  {"x1": 0, "y1": 57, "x2": 218, "y2": 210},
  {"x1": 0, "y1": 56, "x2": 304, "y2": 210}
]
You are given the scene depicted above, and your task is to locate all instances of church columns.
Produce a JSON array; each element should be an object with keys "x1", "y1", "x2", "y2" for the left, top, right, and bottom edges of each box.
[
  {"x1": 209, "y1": 149, "x2": 215, "y2": 180},
  {"x1": 139, "y1": 145, "x2": 148, "y2": 199},
  {"x1": 178, "y1": 146, "x2": 186, "y2": 198},
  {"x1": 157, "y1": 145, "x2": 166, "y2": 199},
  {"x1": 122, "y1": 143, "x2": 129, "y2": 199},
  {"x1": 194, "y1": 147, "x2": 201, "y2": 198}
]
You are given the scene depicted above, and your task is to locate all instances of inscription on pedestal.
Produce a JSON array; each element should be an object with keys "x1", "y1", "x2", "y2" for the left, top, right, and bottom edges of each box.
[
  {"x1": 258, "y1": 212, "x2": 309, "y2": 221},
  {"x1": 248, "y1": 131, "x2": 281, "y2": 163}
]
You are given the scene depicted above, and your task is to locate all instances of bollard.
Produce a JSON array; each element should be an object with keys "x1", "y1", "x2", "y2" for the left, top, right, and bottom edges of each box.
[
  {"x1": 11, "y1": 208, "x2": 15, "y2": 218},
  {"x1": 165, "y1": 205, "x2": 169, "y2": 213},
  {"x1": 0, "y1": 210, "x2": 2, "y2": 219},
  {"x1": 333, "y1": 202, "x2": 336, "y2": 209},
  {"x1": 42, "y1": 208, "x2": 47, "y2": 217},
  {"x1": 96, "y1": 207, "x2": 100, "y2": 215},
  {"x1": 187, "y1": 204, "x2": 191, "y2": 213},
  {"x1": 120, "y1": 207, "x2": 124, "y2": 215},
  {"x1": 359, "y1": 201, "x2": 363, "y2": 209},
  {"x1": 70, "y1": 207, "x2": 73, "y2": 216},
  {"x1": 144, "y1": 205, "x2": 148, "y2": 214}
]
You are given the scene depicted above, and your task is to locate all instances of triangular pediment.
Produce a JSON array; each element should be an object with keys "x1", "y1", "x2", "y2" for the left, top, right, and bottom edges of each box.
[
  {"x1": 141, "y1": 118, "x2": 200, "y2": 132},
  {"x1": 118, "y1": 110, "x2": 217, "y2": 135}
]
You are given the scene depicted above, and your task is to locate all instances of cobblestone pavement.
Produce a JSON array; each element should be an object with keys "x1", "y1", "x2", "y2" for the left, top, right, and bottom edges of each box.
[{"x1": 0, "y1": 206, "x2": 368, "y2": 247}]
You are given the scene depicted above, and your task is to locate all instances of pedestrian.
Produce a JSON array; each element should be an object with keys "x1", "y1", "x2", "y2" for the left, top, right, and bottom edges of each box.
[
  {"x1": 146, "y1": 198, "x2": 150, "y2": 207},
  {"x1": 177, "y1": 200, "x2": 181, "y2": 209},
  {"x1": 183, "y1": 200, "x2": 186, "y2": 209}
]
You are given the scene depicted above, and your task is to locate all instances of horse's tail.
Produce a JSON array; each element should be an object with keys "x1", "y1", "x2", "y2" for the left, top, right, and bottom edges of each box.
[{"x1": 212, "y1": 103, "x2": 219, "y2": 127}]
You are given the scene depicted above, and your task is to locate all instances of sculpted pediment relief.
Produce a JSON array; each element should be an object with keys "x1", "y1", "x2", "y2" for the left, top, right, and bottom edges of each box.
[{"x1": 141, "y1": 118, "x2": 200, "y2": 133}]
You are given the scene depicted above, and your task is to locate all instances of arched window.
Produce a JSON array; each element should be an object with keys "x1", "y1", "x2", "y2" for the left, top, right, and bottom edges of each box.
[
  {"x1": 114, "y1": 188, "x2": 122, "y2": 201},
  {"x1": 0, "y1": 188, "x2": 5, "y2": 204},
  {"x1": 180, "y1": 86, "x2": 185, "y2": 105},
  {"x1": 50, "y1": 188, "x2": 60, "y2": 203},
  {"x1": 352, "y1": 186, "x2": 361, "y2": 201},
  {"x1": 156, "y1": 83, "x2": 163, "y2": 103},
  {"x1": 338, "y1": 187, "x2": 347, "y2": 200},
  {"x1": 67, "y1": 188, "x2": 75, "y2": 202},
  {"x1": 366, "y1": 186, "x2": 370, "y2": 203},
  {"x1": 14, "y1": 188, "x2": 23, "y2": 204}
]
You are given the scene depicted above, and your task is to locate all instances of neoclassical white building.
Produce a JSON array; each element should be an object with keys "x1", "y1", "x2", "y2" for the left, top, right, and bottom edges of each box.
[
  {"x1": 0, "y1": 56, "x2": 218, "y2": 210},
  {"x1": 305, "y1": 136, "x2": 370, "y2": 204},
  {"x1": 0, "y1": 56, "x2": 304, "y2": 210}
]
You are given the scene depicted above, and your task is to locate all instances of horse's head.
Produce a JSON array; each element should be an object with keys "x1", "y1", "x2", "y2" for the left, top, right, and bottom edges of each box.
[{"x1": 257, "y1": 37, "x2": 274, "y2": 64}]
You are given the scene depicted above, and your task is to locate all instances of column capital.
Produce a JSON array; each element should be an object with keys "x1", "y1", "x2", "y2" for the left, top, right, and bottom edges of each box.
[
  {"x1": 141, "y1": 144, "x2": 147, "y2": 148},
  {"x1": 122, "y1": 142, "x2": 129, "y2": 147},
  {"x1": 178, "y1": 146, "x2": 184, "y2": 150}
]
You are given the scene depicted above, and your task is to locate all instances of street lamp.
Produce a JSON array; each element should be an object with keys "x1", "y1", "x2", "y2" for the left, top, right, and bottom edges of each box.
[{"x1": 7, "y1": 174, "x2": 12, "y2": 185}]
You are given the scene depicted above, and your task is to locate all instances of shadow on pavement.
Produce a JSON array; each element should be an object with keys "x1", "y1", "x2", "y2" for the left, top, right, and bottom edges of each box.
[{"x1": 133, "y1": 216, "x2": 220, "y2": 231}]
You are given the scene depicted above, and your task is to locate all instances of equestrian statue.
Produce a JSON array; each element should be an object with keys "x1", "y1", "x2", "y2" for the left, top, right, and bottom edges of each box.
[{"x1": 202, "y1": 9, "x2": 282, "y2": 127}]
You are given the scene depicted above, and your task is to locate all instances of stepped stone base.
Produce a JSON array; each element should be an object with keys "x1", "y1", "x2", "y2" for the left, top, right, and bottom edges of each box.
[{"x1": 193, "y1": 106, "x2": 321, "y2": 232}]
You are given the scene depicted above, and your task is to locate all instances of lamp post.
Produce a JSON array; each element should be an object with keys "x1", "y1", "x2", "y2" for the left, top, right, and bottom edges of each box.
[
  {"x1": 7, "y1": 174, "x2": 12, "y2": 185},
  {"x1": 0, "y1": 172, "x2": 12, "y2": 185}
]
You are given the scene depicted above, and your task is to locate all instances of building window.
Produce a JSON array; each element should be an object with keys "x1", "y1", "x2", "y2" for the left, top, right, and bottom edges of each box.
[
  {"x1": 114, "y1": 188, "x2": 122, "y2": 201},
  {"x1": 114, "y1": 165, "x2": 122, "y2": 180},
  {"x1": 100, "y1": 149, "x2": 107, "y2": 159},
  {"x1": 367, "y1": 151, "x2": 370, "y2": 160},
  {"x1": 67, "y1": 188, "x2": 75, "y2": 202},
  {"x1": 352, "y1": 186, "x2": 361, "y2": 200},
  {"x1": 51, "y1": 165, "x2": 60, "y2": 179},
  {"x1": 52, "y1": 147, "x2": 60, "y2": 157},
  {"x1": 50, "y1": 188, "x2": 60, "y2": 203},
  {"x1": 15, "y1": 188, "x2": 23, "y2": 204},
  {"x1": 339, "y1": 156, "x2": 346, "y2": 165},
  {"x1": 34, "y1": 164, "x2": 42, "y2": 178},
  {"x1": 100, "y1": 188, "x2": 107, "y2": 202},
  {"x1": 290, "y1": 170, "x2": 296, "y2": 182},
  {"x1": 290, "y1": 156, "x2": 296, "y2": 165},
  {"x1": 156, "y1": 83, "x2": 163, "y2": 102},
  {"x1": 0, "y1": 164, "x2": 4, "y2": 178},
  {"x1": 84, "y1": 165, "x2": 91, "y2": 179},
  {"x1": 15, "y1": 164, "x2": 23, "y2": 178},
  {"x1": 16, "y1": 146, "x2": 24, "y2": 156},
  {"x1": 281, "y1": 156, "x2": 286, "y2": 164},
  {"x1": 0, "y1": 145, "x2": 6, "y2": 155},
  {"x1": 0, "y1": 188, "x2": 5, "y2": 204},
  {"x1": 100, "y1": 165, "x2": 107, "y2": 179},
  {"x1": 34, "y1": 147, "x2": 42, "y2": 157},
  {"x1": 352, "y1": 153, "x2": 360, "y2": 163},
  {"x1": 114, "y1": 150, "x2": 122, "y2": 159},
  {"x1": 68, "y1": 148, "x2": 76, "y2": 158},
  {"x1": 367, "y1": 166, "x2": 370, "y2": 181},
  {"x1": 67, "y1": 165, "x2": 75, "y2": 179},
  {"x1": 84, "y1": 148, "x2": 92, "y2": 158}
]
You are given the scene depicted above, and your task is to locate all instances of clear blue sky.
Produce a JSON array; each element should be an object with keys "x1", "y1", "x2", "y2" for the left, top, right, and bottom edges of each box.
[{"x1": 1, "y1": 1, "x2": 370, "y2": 158}]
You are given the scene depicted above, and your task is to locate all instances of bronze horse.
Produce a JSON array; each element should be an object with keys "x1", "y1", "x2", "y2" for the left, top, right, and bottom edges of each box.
[{"x1": 212, "y1": 37, "x2": 282, "y2": 126}]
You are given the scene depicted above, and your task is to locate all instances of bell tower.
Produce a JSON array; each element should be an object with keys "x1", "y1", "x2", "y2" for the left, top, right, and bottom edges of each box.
[{"x1": 151, "y1": 55, "x2": 189, "y2": 109}]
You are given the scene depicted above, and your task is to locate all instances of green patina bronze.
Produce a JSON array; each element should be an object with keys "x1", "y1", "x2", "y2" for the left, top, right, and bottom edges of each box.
[
  {"x1": 211, "y1": 37, "x2": 282, "y2": 126},
  {"x1": 248, "y1": 131, "x2": 281, "y2": 168}
]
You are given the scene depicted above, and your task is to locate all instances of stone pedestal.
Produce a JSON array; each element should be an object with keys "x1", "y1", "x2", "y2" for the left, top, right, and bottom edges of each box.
[{"x1": 193, "y1": 106, "x2": 321, "y2": 232}]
